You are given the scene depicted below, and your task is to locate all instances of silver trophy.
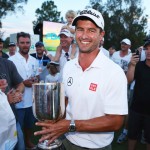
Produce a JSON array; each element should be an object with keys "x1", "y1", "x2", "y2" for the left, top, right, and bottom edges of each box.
[{"x1": 32, "y1": 83, "x2": 65, "y2": 149}]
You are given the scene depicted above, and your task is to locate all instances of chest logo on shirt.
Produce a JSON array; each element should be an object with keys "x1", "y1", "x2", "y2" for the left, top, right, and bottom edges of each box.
[
  {"x1": 67, "y1": 77, "x2": 73, "y2": 86},
  {"x1": 89, "y1": 83, "x2": 97, "y2": 91}
]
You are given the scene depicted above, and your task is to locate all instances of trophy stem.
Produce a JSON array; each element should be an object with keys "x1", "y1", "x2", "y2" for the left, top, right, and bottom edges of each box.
[{"x1": 38, "y1": 139, "x2": 62, "y2": 150}]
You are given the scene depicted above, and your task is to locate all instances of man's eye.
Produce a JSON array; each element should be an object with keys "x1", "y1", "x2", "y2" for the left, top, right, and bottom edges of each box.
[
  {"x1": 90, "y1": 29, "x2": 95, "y2": 33},
  {"x1": 76, "y1": 28, "x2": 83, "y2": 31}
]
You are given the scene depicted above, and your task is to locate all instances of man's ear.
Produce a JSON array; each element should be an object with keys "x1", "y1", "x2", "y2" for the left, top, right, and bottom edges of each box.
[{"x1": 101, "y1": 30, "x2": 105, "y2": 37}]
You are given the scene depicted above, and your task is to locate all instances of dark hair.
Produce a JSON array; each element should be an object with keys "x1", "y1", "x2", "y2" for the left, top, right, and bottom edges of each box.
[
  {"x1": 143, "y1": 39, "x2": 150, "y2": 48},
  {"x1": 110, "y1": 46, "x2": 116, "y2": 49},
  {"x1": 17, "y1": 32, "x2": 30, "y2": 42}
]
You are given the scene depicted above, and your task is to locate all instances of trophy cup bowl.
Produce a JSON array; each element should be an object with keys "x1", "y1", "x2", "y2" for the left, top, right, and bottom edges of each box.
[{"x1": 32, "y1": 83, "x2": 65, "y2": 149}]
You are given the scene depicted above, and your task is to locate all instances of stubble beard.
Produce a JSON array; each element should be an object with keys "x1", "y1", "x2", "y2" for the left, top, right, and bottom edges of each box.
[{"x1": 19, "y1": 48, "x2": 29, "y2": 55}]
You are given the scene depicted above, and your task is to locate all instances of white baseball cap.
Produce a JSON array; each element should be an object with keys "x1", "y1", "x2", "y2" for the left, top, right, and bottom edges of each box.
[
  {"x1": 121, "y1": 38, "x2": 131, "y2": 45},
  {"x1": 72, "y1": 8, "x2": 104, "y2": 30},
  {"x1": 58, "y1": 29, "x2": 73, "y2": 37}
]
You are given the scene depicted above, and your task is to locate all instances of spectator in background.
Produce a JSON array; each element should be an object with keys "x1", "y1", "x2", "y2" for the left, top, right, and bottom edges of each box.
[
  {"x1": 109, "y1": 46, "x2": 116, "y2": 59},
  {"x1": 0, "y1": 38, "x2": 9, "y2": 58},
  {"x1": 112, "y1": 38, "x2": 132, "y2": 144},
  {"x1": 112, "y1": 38, "x2": 132, "y2": 74},
  {"x1": 30, "y1": 41, "x2": 51, "y2": 71},
  {"x1": 7, "y1": 42, "x2": 17, "y2": 57},
  {"x1": 0, "y1": 58, "x2": 25, "y2": 150},
  {"x1": 61, "y1": 10, "x2": 78, "y2": 59},
  {"x1": 45, "y1": 61, "x2": 61, "y2": 83},
  {"x1": 9, "y1": 32, "x2": 39, "y2": 149},
  {"x1": 61, "y1": 10, "x2": 77, "y2": 35},
  {"x1": 30, "y1": 41, "x2": 51, "y2": 81},
  {"x1": 127, "y1": 38, "x2": 150, "y2": 150},
  {"x1": 48, "y1": 10, "x2": 78, "y2": 62},
  {"x1": 47, "y1": 29, "x2": 78, "y2": 82}
]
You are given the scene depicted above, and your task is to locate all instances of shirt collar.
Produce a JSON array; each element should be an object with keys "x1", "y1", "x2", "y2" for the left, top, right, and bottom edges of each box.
[
  {"x1": 16, "y1": 52, "x2": 32, "y2": 61},
  {"x1": 74, "y1": 49, "x2": 107, "y2": 70}
]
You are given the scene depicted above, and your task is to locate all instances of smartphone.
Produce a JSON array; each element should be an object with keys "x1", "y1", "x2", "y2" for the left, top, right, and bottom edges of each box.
[{"x1": 135, "y1": 50, "x2": 139, "y2": 56}]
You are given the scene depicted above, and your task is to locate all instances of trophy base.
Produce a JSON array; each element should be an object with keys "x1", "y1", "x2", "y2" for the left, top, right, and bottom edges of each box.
[{"x1": 38, "y1": 139, "x2": 62, "y2": 150}]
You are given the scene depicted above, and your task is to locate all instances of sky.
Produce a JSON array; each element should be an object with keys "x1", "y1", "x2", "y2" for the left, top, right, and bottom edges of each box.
[{"x1": 1, "y1": 0, "x2": 150, "y2": 39}]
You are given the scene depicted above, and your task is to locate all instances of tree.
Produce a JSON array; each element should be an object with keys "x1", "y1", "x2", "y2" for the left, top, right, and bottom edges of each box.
[
  {"x1": 33, "y1": 1, "x2": 61, "y2": 27},
  {"x1": 89, "y1": 0, "x2": 148, "y2": 50},
  {"x1": 0, "y1": 0, "x2": 28, "y2": 26},
  {"x1": 0, "y1": 0, "x2": 28, "y2": 39}
]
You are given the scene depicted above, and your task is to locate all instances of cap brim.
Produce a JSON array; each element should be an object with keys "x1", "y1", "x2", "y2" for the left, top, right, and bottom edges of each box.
[
  {"x1": 48, "y1": 61, "x2": 59, "y2": 66},
  {"x1": 9, "y1": 44, "x2": 16, "y2": 46},
  {"x1": 35, "y1": 44, "x2": 44, "y2": 47},
  {"x1": 72, "y1": 16, "x2": 96, "y2": 26},
  {"x1": 58, "y1": 33, "x2": 70, "y2": 37}
]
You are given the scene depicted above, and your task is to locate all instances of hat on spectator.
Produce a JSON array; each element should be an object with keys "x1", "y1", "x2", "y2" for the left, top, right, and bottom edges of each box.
[
  {"x1": 72, "y1": 8, "x2": 104, "y2": 30},
  {"x1": 0, "y1": 38, "x2": 4, "y2": 43},
  {"x1": 8, "y1": 42, "x2": 16, "y2": 46},
  {"x1": 121, "y1": 38, "x2": 131, "y2": 45},
  {"x1": 58, "y1": 29, "x2": 73, "y2": 37},
  {"x1": 47, "y1": 61, "x2": 59, "y2": 69},
  {"x1": 35, "y1": 41, "x2": 44, "y2": 47},
  {"x1": 143, "y1": 39, "x2": 150, "y2": 48},
  {"x1": 49, "y1": 61, "x2": 59, "y2": 66}
]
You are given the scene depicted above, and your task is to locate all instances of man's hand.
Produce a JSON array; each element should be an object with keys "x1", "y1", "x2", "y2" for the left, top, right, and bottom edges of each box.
[
  {"x1": 7, "y1": 89, "x2": 23, "y2": 104},
  {"x1": 0, "y1": 79, "x2": 8, "y2": 92},
  {"x1": 34, "y1": 119, "x2": 69, "y2": 145},
  {"x1": 23, "y1": 78, "x2": 34, "y2": 87},
  {"x1": 129, "y1": 53, "x2": 140, "y2": 66}
]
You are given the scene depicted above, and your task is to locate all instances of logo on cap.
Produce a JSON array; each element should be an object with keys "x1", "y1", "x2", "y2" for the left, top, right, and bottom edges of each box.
[{"x1": 80, "y1": 10, "x2": 100, "y2": 19}]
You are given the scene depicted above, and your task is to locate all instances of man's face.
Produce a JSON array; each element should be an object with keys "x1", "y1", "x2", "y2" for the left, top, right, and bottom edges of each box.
[
  {"x1": 8, "y1": 45, "x2": 16, "y2": 54},
  {"x1": 36, "y1": 46, "x2": 45, "y2": 55},
  {"x1": 75, "y1": 20, "x2": 104, "y2": 53},
  {"x1": 17, "y1": 37, "x2": 31, "y2": 55},
  {"x1": 145, "y1": 45, "x2": 150, "y2": 60},
  {"x1": 60, "y1": 34, "x2": 72, "y2": 49},
  {"x1": 121, "y1": 42, "x2": 130, "y2": 51},
  {"x1": 109, "y1": 47, "x2": 116, "y2": 56},
  {"x1": 0, "y1": 42, "x2": 4, "y2": 52}
]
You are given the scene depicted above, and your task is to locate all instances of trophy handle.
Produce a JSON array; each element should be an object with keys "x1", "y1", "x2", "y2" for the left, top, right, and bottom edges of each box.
[{"x1": 52, "y1": 83, "x2": 57, "y2": 90}]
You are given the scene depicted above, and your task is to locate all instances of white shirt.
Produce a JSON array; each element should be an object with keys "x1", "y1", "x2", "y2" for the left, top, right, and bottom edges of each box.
[
  {"x1": 111, "y1": 50, "x2": 132, "y2": 73},
  {"x1": 9, "y1": 52, "x2": 39, "y2": 108},
  {"x1": 63, "y1": 50, "x2": 128, "y2": 148},
  {"x1": 140, "y1": 49, "x2": 146, "y2": 61},
  {"x1": 0, "y1": 90, "x2": 17, "y2": 150},
  {"x1": 101, "y1": 47, "x2": 109, "y2": 57},
  {"x1": 45, "y1": 73, "x2": 61, "y2": 83},
  {"x1": 59, "y1": 45, "x2": 78, "y2": 81}
]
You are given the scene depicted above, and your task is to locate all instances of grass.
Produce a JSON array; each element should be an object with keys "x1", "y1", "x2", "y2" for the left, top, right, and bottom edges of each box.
[
  {"x1": 31, "y1": 126, "x2": 146, "y2": 150},
  {"x1": 112, "y1": 129, "x2": 146, "y2": 150}
]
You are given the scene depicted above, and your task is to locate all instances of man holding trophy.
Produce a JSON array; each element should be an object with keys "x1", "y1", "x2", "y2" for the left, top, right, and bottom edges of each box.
[{"x1": 34, "y1": 8, "x2": 128, "y2": 150}]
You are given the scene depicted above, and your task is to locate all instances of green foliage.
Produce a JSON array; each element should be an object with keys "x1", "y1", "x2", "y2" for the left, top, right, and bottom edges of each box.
[
  {"x1": 89, "y1": 0, "x2": 148, "y2": 50},
  {"x1": 33, "y1": 1, "x2": 61, "y2": 27},
  {"x1": 0, "y1": 0, "x2": 28, "y2": 19},
  {"x1": 0, "y1": 0, "x2": 28, "y2": 37}
]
